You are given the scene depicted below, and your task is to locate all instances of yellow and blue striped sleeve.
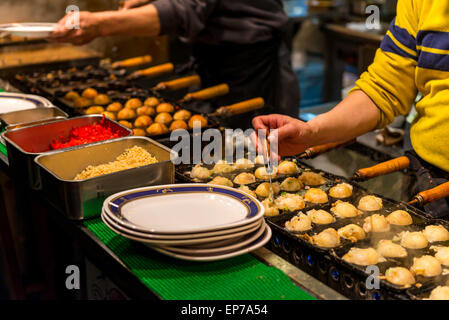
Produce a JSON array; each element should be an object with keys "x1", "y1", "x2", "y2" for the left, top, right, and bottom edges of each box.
[{"x1": 349, "y1": 0, "x2": 419, "y2": 129}]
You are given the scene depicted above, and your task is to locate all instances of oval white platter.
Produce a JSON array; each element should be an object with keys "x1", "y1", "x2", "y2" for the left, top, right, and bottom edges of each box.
[
  {"x1": 0, "y1": 92, "x2": 52, "y2": 114},
  {"x1": 0, "y1": 23, "x2": 55, "y2": 38}
]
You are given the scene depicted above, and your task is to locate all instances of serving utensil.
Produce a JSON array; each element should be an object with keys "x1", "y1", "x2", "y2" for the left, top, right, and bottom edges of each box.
[
  {"x1": 179, "y1": 84, "x2": 230, "y2": 103},
  {"x1": 262, "y1": 129, "x2": 275, "y2": 203},
  {"x1": 408, "y1": 181, "x2": 449, "y2": 207},
  {"x1": 298, "y1": 139, "x2": 356, "y2": 159},
  {"x1": 153, "y1": 75, "x2": 201, "y2": 91},
  {"x1": 128, "y1": 63, "x2": 174, "y2": 79},
  {"x1": 352, "y1": 156, "x2": 410, "y2": 181}
]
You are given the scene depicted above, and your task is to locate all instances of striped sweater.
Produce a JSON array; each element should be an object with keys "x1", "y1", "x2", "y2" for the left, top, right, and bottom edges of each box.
[{"x1": 351, "y1": 0, "x2": 449, "y2": 171}]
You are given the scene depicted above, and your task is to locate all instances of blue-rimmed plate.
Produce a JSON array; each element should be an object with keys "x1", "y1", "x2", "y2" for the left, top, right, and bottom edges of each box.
[
  {"x1": 0, "y1": 92, "x2": 52, "y2": 114},
  {"x1": 103, "y1": 184, "x2": 264, "y2": 234}
]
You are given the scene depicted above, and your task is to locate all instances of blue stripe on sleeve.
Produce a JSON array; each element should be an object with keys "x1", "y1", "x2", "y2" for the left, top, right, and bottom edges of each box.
[
  {"x1": 417, "y1": 30, "x2": 449, "y2": 51},
  {"x1": 417, "y1": 51, "x2": 449, "y2": 72},
  {"x1": 389, "y1": 18, "x2": 417, "y2": 53},
  {"x1": 381, "y1": 34, "x2": 418, "y2": 60}
]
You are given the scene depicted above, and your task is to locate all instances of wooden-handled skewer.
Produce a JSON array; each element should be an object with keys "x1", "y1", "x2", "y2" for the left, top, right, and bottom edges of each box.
[
  {"x1": 180, "y1": 84, "x2": 230, "y2": 103},
  {"x1": 153, "y1": 75, "x2": 201, "y2": 91},
  {"x1": 298, "y1": 139, "x2": 356, "y2": 159},
  {"x1": 210, "y1": 97, "x2": 265, "y2": 117},
  {"x1": 128, "y1": 63, "x2": 174, "y2": 79},
  {"x1": 111, "y1": 55, "x2": 152, "y2": 69},
  {"x1": 408, "y1": 181, "x2": 449, "y2": 206},
  {"x1": 352, "y1": 156, "x2": 410, "y2": 181}
]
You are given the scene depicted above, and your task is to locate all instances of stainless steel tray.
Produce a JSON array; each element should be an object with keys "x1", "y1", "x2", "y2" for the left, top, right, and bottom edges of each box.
[
  {"x1": 2, "y1": 115, "x2": 132, "y2": 189},
  {"x1": 0, "y1": 106, "x2": 68, "y2": 130},
  {"x1": 34, "y1": 136, "x2": 175, "y2": 220}
]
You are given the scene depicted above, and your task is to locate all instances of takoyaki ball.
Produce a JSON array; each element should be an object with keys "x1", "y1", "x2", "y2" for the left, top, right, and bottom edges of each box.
[
  {"x1": 274, "y1": 193, "x2": 305, "y2": 212},
  {"x1": 358, "y1": 195, "x2": 383, "y2": 211},
  {"x1": 428, "y1": 286, "x2": 449, "y2": 300},
  {"x1": 255, "y1": 182, "x2": 281, "y2": 198},
  {"x1": 146, "y1": 123, "x2": 169, "y2": 136},
  {"x1": 238, "y1": 186, "x2": 257, "y2": 199},
  {"x1": 156, "y1": 103, "x2": 175, "y2": 113},
  {"x1": 411, "y1": 255, "x2": 442, "y2": 277},
  {"x1": 173, "y1": 109, "x2": 192, "y2": 121},
  {"x1": 262, "y1": 199, "x2": 280, "y2": 217},
  {"x1": 74, "y1": 97, "x2": 93, "y2": 108},
  {"x1": 338, "y1": 224, "x2": 366, "y2": 242},
  {"x1": 298, "y1": 171, "x2": 326, "y2": 186},
  {"x1": 280, "y1": 177, "x2": 303, "y2": 192},
  {"x1": 423, "y1": 225, "x2": 449, "y2": 243},
  {"x1": 101, "y1": 111, "x2": 116, "y2": 121},
  {"x1": 125, "y1": 98, "x2": 143, "y2": 109},
  {"x1": 208, "y1": 176, "x2": 233, "y2": 188},
  {"x1": 117, "y1": 108, "x2": 137, "y2": 120},
  {"x1": 342, "y1": 248, "x2": 382, "y2": 266},
  {"x1": 285, "y1": 213, "x2": 312, "y2": 232},
  {"x1": 188, "y1": 115, "x2": 208, "y2": 129},
  {"x1": 277, "y1": 161, "x2": 299, "y2": 175},
  {"x1": 386, "y1": 210, "x2": 413, "y2": 226},
  {"x1": 254, "y1": 166, "x2": 278, "y2": 180},
  {"x1": 384, "y1": 267, "x2": 415, "y2": 286},
  {"x1": 400, "y1": 231, "x2": 429, "y2": 249},
  {"x1": 363, "y1": 214, "x2": 391, "y2": 233},
  {"x1": 137, "y1": 106, "x2": 156, "y2": 117},
  {"x1": 431, "y1": 246, "x2": 449, "y2": 266},
  {"x1": 144, "y1": 97, "x2": 160, "y2": 108},
  {"x1": 132, "y1": 128, "x2": 147, "y2": 136},
  {"x1": 106, "y1": 102, "x2": 123, "y2": 112},
  {"x1": 329, "y1": 183, "x2": 353, "y2": 199},
  {"x1": 169, "y1": 120, "x2": 188, "y2": 131},
  {"x1": 234, "y1": 158, "x2": 255, "y2": 170},
  {"x1": 64, "y1": 90, "x2": 80, "y2": 101},
  {"x1": 212, "y1": 160, "x2": 234, "y2": 174},
  {"x1": 331, "y1": 201, "x2": 363, "y2": 219},
  {"x1": 85, "y1": 106, "x2": 104, "y2": 115},
  {"x1": 233, "y1": 172, "x2": 256, "y2": 185},
  {"x1": 190, "y1": 164, "x2": 211, "y2": 180},
  {"x1": 377, "y1": 240, "x2": 408, "y2": 258},
  {"x1": 255, "y1": 155, "x2": 267, "y2": 165},
  {"x1": 134, "y1": 115, "x2": 153, "y2": 128},
  {"x1": 93, "y1": 94, "x2": 110, "y2": 105},
  {"x1": 304, "y1": 188, "x2": 328, "y2": 204},
  {"x1": 154, "y1": 112, "x2": 173, "y2": 126},
  {"x1": 311, "y1": 228, "x2": 341, "y2": 248},
  {"x1": 118, "y1": 120, "x2": 133, "y2": 129},
  {"x1": 306, "y1": 209, "x2": 335, "y2": 225},
  {"x1": 82, "y1": 88, "x2": 98, "y2": 99}
]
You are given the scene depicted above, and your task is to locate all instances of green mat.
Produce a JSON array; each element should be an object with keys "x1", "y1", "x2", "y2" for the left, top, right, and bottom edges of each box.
[
  {"x1": 85, "y1": 218, "x2": 316, "y2": 300},
  {"x1": 0, "y1": 142, "x2": 6, "y2": 158}
]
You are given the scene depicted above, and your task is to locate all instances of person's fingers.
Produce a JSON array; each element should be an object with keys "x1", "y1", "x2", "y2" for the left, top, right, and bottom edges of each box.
[{"x1": 252, "y1": 116, "x2": 269, "y2": 131}]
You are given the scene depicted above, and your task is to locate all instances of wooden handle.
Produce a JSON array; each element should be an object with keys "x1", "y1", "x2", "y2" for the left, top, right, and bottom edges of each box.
[
  {"x1": 301, "y1": 139, "x2": 356, "y2": 159},
  {"x1": 154, "y1": 75, "x2": 201, "y2": 91},
  {"x1": 130, "y1": 63, "x2": 174, "y2": 78},
  {"x1": 410, "y1": 182, "x2": 449, "y2": 206},
  {"x1": 353, "y1": 156, "x2": 410, "y2": 181},
  {"x1": 215, "y1": 98, "x2": 265, "y2": 116},
  {"x1": 111, "y1": 55, "x2": 152, "y2": 69},
  {"x1": 182, "y1": 84, "x2": 230, "y2": 102}
]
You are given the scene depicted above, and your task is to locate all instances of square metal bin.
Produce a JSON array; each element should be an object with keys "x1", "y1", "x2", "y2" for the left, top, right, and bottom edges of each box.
[
  {"x1": 0, "y1": 106, "x2": 68, "y2": 131},
  {"x1": 2, "y1": 115, "x2": 132, "y2": 190},
  {"x1": 34, "y1": 136, "x2": 175, "y2": 220}
]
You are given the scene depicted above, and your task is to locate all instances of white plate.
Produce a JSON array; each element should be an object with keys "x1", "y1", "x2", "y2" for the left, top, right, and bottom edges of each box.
[
  {"x1": 0, "y1": 92, "x2": 52, "y2": 114},
  {"x1": 148, "y1": 225, "x2": 272, "y2": 262},
  {"x1": 0, "y1": 23, "x2": 55, "y2": 38},
  {"x1": 101, "y1": 212, "x2": 263, "y2": 246},
  {"x1": 104, "y1": 184, "x2": 264, "y2": 234}
]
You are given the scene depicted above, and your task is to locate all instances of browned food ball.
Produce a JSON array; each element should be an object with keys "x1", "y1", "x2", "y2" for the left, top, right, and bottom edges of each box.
[
  {"x1": 117, "y1": 108, "x2": 137, "y2": 120},
  {"x1": 106, "y1": 102, "x2": 123, "y2": 112},
  {"x1": 134, "y1": 115, "x2": 153, "y2": 128},
  {"x1": 85, "y1": 106, "x2": 105, "y2": 115},
  {"x1": 169, "y1": 120, "x2": 188, "y2": 131},
  {"x1": 188, "y1": 114, "x2": 208, "y2": 129},
  {"x1": 173, "y1": 109, "x2": 192, "y2": 121},
  {"x1": 64, "y1": 91, "x2": 80, "y2": 101},
  {"x1": 132, "y1": 128, "x2": 147, "y2": 136},
  {"x1": 93, "y1": 94, "x2": 111, "y2": 105},
  {"x1": 137, "y1": 106, "x2": 156, "y2": 117},
  {"x1": 156, "y1": 103, "x2": 175, "y2": 113},
  {"x1": 74, "y1": 97, "x2": 93, "y2": 108},
  {"x1": 146, "y1": 123, "x2": 169, "y2": 136},
  {"x1": 144, "y1": 97, "x2": 160, "y2": 107},
  {"x1": 82, "y1": 88, "x2": 98, "y2": 99},
  {"x1": 101, "y1": 111, "x2": 117, "y2": 121},
  {"x1": 118, "y1": 120, "x2": 133, "y2": 129},
  {"x1": 124, "y1": 98, "x2": 143, "y2": 109},
  {"x1": 154, "y1": 112, "x2": 173, "y2": 125}
]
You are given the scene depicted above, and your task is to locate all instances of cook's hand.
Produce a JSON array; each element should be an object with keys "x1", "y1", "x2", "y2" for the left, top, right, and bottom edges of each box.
[
  {"x1": 51, "y1": 11, "x2": 102, "y2": 45},
  {"x1": 119, "y1": 0, "x2": 151, "y2": 10},
  {"x1": 252, "y1": 114, "x2": 315, "y2": 160}
]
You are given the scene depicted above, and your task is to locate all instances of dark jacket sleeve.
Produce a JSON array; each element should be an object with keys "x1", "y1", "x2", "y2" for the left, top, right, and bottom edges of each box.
[{"x1": 152, "y1": 0, "x2": 218, "y2": 38}]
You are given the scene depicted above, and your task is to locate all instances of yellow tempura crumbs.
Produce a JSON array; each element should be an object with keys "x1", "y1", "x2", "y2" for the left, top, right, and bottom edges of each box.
[{"x1": 74, "y1": 146, "x2": 158, "y2": 180}]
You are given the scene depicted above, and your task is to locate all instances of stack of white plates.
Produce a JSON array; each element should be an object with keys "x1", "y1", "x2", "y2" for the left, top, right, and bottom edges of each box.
[{"x1": 101, "y1": 184, "x2": 271, "y2": 262}]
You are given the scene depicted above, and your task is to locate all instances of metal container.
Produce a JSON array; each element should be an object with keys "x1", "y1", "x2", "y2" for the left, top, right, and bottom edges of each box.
[
  {"x1": 2, "y1": 115, "x2": 132, "y2": 190},
  {"x1": 34, "y1": 136, "x2": 175, "y2": 220},
  {"x1": 0, "y1": 106, "x2": 68, "y2": 130}
]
